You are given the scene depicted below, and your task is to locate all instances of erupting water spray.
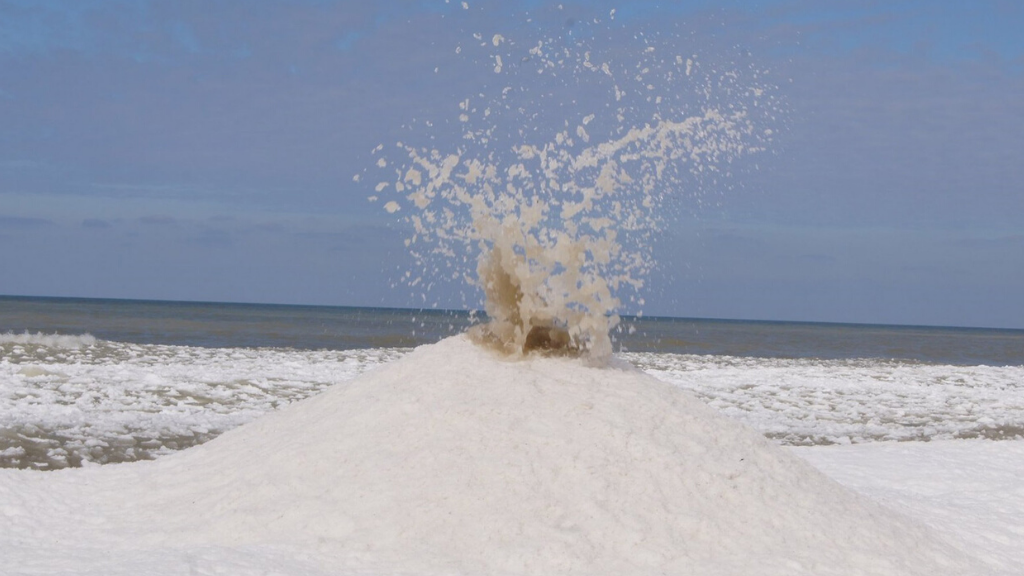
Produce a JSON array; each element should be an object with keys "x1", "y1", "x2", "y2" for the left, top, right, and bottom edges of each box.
[{"x1": 367, "y1": 13, "x2": 778, "y2": 359}]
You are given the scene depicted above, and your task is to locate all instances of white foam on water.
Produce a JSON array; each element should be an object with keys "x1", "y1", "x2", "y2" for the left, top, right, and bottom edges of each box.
[
  {"x1": 0, "y1": 337, "x2": 1000, "y2": 575},
  {"x1": 0, "y1": 331, "x2": 98, "y2": 349}
]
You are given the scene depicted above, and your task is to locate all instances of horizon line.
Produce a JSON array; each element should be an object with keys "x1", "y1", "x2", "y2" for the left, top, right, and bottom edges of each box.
[{"x1": 3, "y1": 293, "x2": 1022, "y2": 334}]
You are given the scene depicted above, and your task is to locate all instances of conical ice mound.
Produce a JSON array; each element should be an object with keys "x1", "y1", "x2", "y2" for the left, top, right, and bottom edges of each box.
[{"x1": 94, "y1": 335, "x2": 981, "y2": 575}]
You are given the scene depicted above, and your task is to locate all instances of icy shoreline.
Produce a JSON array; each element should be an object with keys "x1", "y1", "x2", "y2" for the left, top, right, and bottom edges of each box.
[
  {"x1": 2, "y1": 336, "x2": 1014, "y2": 575},
  {"x1": 4, "y1": 332, "x2": 1022, "y2": 469}
]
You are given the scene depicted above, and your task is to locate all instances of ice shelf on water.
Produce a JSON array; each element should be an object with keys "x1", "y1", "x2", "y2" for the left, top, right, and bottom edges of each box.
[
  {"x1": 629, "y1": 351, "x2": 1024, "y2": 445},
  {"x1": 0, "y1": 335, "x2": 1006, "y2": 575},
  {"x1": 0, "y1": 332, "x2": 404, "y2": 469}
]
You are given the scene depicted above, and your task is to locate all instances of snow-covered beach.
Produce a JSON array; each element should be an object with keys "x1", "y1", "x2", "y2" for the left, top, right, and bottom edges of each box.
[
  {"x1": 2, "y1": 334, "x2": 1021, "y2": 575},
  {"x1": 2, "y1": 3, "x2": 1022, "y2": 573}
]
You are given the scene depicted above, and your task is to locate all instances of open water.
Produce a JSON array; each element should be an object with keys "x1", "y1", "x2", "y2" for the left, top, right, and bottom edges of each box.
[{"x1": 3, "y1": 295, "x2": 1022, "y2": 364}]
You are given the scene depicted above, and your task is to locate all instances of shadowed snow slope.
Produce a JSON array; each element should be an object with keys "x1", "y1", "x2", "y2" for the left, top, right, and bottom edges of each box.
[{"x1": 0, "y1": 336, "x2": 994, "y2": 575}]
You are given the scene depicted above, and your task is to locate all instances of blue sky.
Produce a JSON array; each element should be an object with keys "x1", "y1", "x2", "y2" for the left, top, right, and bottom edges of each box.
[{"x1": 1, "y1": 0, "x2": 1022, "y2": 328}]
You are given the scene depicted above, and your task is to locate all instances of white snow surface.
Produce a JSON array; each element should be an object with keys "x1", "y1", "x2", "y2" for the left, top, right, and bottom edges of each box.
[
  {"x1": 0, "y1": 335, "x2": 1005, "y2": 575},
  {"x1": 794, "y1": 441, "x2": 1024, "y2": 575}
]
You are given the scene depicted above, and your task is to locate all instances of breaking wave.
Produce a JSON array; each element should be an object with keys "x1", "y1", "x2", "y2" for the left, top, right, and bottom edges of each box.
[{"x1": 0, "y1": 331, "x2": 98, "y2": 349}]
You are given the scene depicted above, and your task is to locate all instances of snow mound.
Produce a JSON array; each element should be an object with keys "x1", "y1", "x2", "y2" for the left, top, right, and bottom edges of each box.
[
  {"x1": 147, "y1": 335, "x2": 982, "y2": 575},
  {"x1": 0, "y1": 336, "x2": 990, "y2": 575}
]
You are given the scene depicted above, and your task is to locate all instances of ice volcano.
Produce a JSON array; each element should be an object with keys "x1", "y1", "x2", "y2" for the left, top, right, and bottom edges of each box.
[
  {"x1": 0, "y1": 18, "x2": 990, "y2": 576},
  {"x1": 1, "y1": 336, "x2": 989, "y2": 575}
]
